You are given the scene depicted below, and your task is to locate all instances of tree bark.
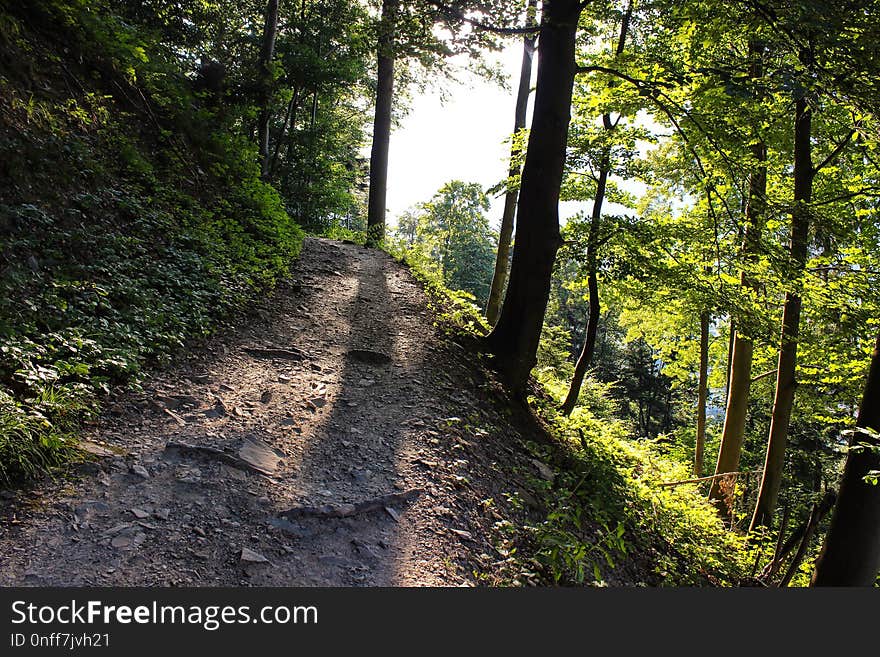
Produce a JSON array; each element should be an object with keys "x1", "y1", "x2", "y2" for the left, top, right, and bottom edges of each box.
[
  {"x1": 724, "y1": 319, "x2": 735, "y2": 408},
  {"x1": 269, "y1": 87, "x2": 301, "y2": 178},
  {"x1": 257, "y1": 0, "x2": 280, "y2": 179},
  {"x1": 560, "y1": 159, "x2": 607, "y2": 415},
  {"x1": 485, "y1": 0, "x2": 538, "y2": 326},
  {"x1": 811, "y1": 331, "x2": 880, "y2": 586},
  {"x1": 750, "y1": 95, "x2": 814, "y2": 531},
  {"x1": 366, "y1": 0, "x2": 398, "y2": 247},
  {"x1": 482, "y1": 0, "x2": 583, "y2": 396},
  {"x1": 695, "y1": 310, "x2": 710, "y2": 477},
  {"x1": 558, "y1": 3, "x2": 631, "y2": 414},
  {"x1": 708, "y1": 40, "x2": 767, "y2": 519}
]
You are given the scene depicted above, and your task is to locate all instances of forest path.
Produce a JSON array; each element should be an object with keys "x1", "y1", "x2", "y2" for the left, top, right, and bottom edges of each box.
[{"x1": 0, "y1": 238, "x2": 540, "y2": 586}]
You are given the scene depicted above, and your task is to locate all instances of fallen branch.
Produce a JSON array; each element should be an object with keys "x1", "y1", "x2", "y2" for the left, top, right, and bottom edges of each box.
[
  {"x1": 243, "y1": 346, "x2": 305, "y2": 361},
  {"x1": 656, "y1": 471, "x2": 760, "y2": 488},
  {"x1": 279, "y1": 489, "x2": 423, "y2": 520}
]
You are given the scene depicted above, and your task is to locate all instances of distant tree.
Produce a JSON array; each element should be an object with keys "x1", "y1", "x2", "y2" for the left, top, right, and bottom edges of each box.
[{"x1": 395, "y1": 181, "x2": 497, "y2": 305}]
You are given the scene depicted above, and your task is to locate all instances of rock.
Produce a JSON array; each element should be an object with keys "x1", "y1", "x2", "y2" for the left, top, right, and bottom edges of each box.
[
  {"x1": 220, "y1": 463, "x2": 248, "y2": 481},
  {"x1": 74, "y1": 461, "x2": 102, "y2": 476},
  {"x1": 111, "y1": 535, "x2": 132, "y2": 549},
  {"x1": 278, "y1": 374, "x2": 292, "y2": 383},
  {"x1": 237, "y1": 436, "x2": 283, "y2": 475},
  {"x1": 239, "y1": 547, "x2": 270, "y2": 565},
  {"x1": 130, "y1": 508, "x2": 150, "y2": 519},
  {"x1": 530, "y1": 459, "x2": 555, "y2": 482},
  {"x1": 78, "y1": 440, "x2": 115, "y2": 458},
  {"x1": 203, "y1": 398, "x2": 227, "y2": 418},
  {"x1": 154, "y1": 508, "x2": 171, "y2": 520},
  {"x1": 268, "y1": 517, "x2": 313, "y2": 539},
  {"x1": 130, "y1": 464, "x2": 150, "y2": 479},
  {"x1": 103, "y1": 522, "x2": 134, "y2": 536},
  {"x1": 384, "y1": 506, "x2": 401, "y2": 522},
  {"x1": 450, "y1": 529, "x2": 473, "y2": 540},
  {"x1": 260, "y1": 390, "x2": 273, "y2": 404}
]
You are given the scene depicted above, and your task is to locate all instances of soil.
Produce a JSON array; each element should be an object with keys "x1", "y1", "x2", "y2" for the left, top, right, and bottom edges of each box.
[{"x1": 0, "y1": 238, "x2": 553, "y2": 586}]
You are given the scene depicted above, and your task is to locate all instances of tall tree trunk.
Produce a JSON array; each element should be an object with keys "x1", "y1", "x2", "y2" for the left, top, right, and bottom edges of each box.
[
  {"x1": 708, "y1": 40, "x2": 767, "y2": 519},
  {"x1": 366, "y1": 0, "x2": 398, "y2": 247},
  {"x1": 560, "y1": 157, "x2": 608, "y2": 416},
  {"x1": 811, "y1": 331, "x2": 880, "y2": 586},
  {"x1": 558, "y1": 3, "x2": 630, "y2": 414},
  {"x1": 485, "y1": 0, "x2": 538, "y2": 326},
  {"x1": 483, "y1": 0, "x2": 583, "y2": 396},
  {"x1": 750, "y1": 95, "x2": 814, "y2": 531},
  {"x1": 695, "y1": 310, "x2": 710, "y2": 477},
  {"x1": 724, "y1": 319, "x2": 735, "y2": 408},
  {"x1": 269, "y1": 86, "x2": 301, "y2": 178},
  {"x1": 257, "y1": 0, "x2": 280, "y2": 179}
]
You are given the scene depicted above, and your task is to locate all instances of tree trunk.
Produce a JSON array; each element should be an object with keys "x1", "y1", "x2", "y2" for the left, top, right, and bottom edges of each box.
[
  {"x1": 750, "y1": 95, "x2": 814, "y2": 531},
  {"x1": 724, "y1": 319, "x2": 735, "y2": 408},
  {"x1": 485, "y1": 0, "x2": 538, "y2": 326},
  {"x1": 811, "y1": 331, "x2": 880, "y2": 586},
  {"x1": 560, "y1": 159, "x2": 607, "y2": 415},
  {"x1": 482, "y1": 0, "x2": 582, "y2": 396},
  {"x1": 695, "y1": 310, "x2": 710, "y2": 477},
  {"x1": 558, "y1": 3, "x2": 632, "y2": 414},
  {"x1": 708, "y1": 40, "x2": 767, "y2": 519},
  {"x1": 257, "y1": 0, "x2": 280, "y2": 179},
  {"x1": 366, "y1": 0, "x2": 398, "y2": 247},
  {"x1": 269, "y1": 87, "x2": 301, "y2": 178}
]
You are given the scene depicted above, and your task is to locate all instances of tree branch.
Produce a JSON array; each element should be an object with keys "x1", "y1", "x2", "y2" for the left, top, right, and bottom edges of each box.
[
  {"x1": 814, "y1": 129, "x2": 855, "y2": 174},
  {"x1": 427, "y1": 1, "x2": 543, "y2": 35}
]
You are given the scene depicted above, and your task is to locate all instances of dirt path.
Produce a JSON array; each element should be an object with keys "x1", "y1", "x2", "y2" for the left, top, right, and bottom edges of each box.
[{"x1": 0, "y1": 238, "x2": 547, "y2": 586}]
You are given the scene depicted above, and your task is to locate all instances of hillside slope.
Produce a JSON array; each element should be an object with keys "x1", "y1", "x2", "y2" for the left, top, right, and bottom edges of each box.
[{"x1": 0, "y1": 1, "x2": 302, "y2": 480}]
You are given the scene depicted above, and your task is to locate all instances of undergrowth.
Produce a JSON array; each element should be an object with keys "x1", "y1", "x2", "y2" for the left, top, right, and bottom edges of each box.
[
  {"x1": 393, "y1": 248, "x2": 752, "y2": 586},
  {"x1": 0, "y1": 2, "x2": 303, "y2": 484}
]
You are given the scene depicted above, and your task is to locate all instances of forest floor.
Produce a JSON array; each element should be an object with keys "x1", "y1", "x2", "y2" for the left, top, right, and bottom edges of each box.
[{"x1": 0, "y1": 238, "x2": 558, "y2": 586}]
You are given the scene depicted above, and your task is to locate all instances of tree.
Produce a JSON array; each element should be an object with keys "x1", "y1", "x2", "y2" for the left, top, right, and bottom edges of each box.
[
  {"x1": 560, "y1": 0, "x2": 633, "y2": 416},
  {"x1": 365, "y1": 0, "x2": 399, "y2": 245},
  {"x1": 707, "y1": 38, "x2": 770, "y2": 519},
  {"x1": 811, "y1": 331, "x2": 880, "y2": 586},
  {"x1": 257, "y1": 0, "x2": 280, "y2": 178},
  {"x1": 485, "y1": 0, "x2": 538, "y2": 326},
  {"x1": 394, "y1": 181, "x2": 496, "y2": 304},
  {"x1": 363, "y1": 0, "x2": 519, "y2": 247},
  {"x1": 483, "y1": 0, "x2": 585, "y2": 396}
]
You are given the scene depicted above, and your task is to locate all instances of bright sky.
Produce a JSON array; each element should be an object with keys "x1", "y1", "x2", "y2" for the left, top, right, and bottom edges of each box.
[
  {"x1": 384, "y1": 45, "x2": 534, "y2": 230},
  {"x1": 381, "y1": 42, "x2": 646, "y2": 232}
]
